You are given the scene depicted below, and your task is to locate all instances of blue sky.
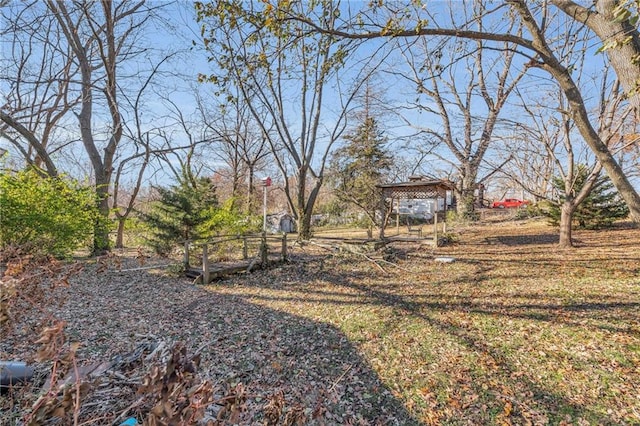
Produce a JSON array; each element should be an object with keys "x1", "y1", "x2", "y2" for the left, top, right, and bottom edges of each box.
[{"x1": 2, "y1": 0, "x2": 634, "y2": 195}]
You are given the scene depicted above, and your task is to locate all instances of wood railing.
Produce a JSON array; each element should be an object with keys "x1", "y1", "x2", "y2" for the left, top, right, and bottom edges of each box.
[{"x1": 183, "y1": 233, "x2": 288, "y2": 284}]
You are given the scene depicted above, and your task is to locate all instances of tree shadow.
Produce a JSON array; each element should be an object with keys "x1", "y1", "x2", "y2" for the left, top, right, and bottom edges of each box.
[
  {"x1": 217, "y1": 253, "x2": 639, "y2": 424},
  {"x1": 484, "y1": 233, "x2": 560, "y2": 246},
  {"x1": 18, "y1": 263, "x2": 420, "y2": 425}
]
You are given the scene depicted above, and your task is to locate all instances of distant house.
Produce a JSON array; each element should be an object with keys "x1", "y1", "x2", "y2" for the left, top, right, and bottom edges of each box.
[{"x1": 266, "y1": 212, "x2": 297, "y2": 233}]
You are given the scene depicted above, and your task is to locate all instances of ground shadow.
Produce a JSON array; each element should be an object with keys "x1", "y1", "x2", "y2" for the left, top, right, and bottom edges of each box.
[
  {"x1": 485, "y1": 233, "x2": 560, "y2": 246},
  {"x1": 0, "y1": 260, "x2": 419, "y2": 425},
  {"x1": 218, "y1": 252, "x2": 639, "y2": 424}
]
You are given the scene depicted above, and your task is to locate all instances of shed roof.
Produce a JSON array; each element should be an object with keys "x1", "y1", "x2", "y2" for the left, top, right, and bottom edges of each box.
[{"x1": 377, "y1": 178, "x2": 454, "y2": 199}]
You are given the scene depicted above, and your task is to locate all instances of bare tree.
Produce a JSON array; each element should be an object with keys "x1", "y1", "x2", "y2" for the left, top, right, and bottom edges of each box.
[
  {"x1": 0, "y1": 4, "x2": 79, "y2": 176},
  {"x1": 499, "y1": 66, "x2": 632, "y2": 246},
  {"x1": 111, "y1": 54, "x2": 202, "y2": 249},
  {"x1": 394, "y1": 6, "x2": 526, "y2": 218},
  {"x1": 259, "y1": 0, "x2": 640, "y2": 223},
  {"x1": 196, "y1": 1, "x2": 386, "y2": 238},
  {"x1": 44, "y1": 0, "x2": 152, "y2": 253},
  {"x1": 497, "y1": 99, "x2": 561, "y2": 203},
  {"x1": 1, "y1": 1, "x2": 202, "y2": 253},
  {"x1": 197, "y1": 92, "x2": 270, "y2": 214}
]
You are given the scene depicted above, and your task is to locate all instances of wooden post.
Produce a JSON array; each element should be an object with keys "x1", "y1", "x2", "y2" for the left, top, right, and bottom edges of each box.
[
  {"x1": 242, "y1": 236, "x2": 248, "y2": 260},
  {"x1": 396, "y1": 198, "x2": 400, "y2": 234},
  {"x1": 183, "y1": 240, "x2": 190, "y2": 269},
  {"x1": 202, "y1": 244, "x2": 210, "y2": 284},
  {"x1": 260, "y1": 232, "x2": 268, "y2": 267},
  {"x1": 433, "y1": 207, "x2": 439, "y2": 248},
  {"x1": 281, "y1": 232, "x2": 287, "y2": 262}
]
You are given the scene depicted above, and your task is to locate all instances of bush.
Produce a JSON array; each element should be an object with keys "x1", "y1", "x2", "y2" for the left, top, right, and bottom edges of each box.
[
  {"x1": 0, "y1": 169, "x2": 99, "y2": 258},
  {"x1": 200, "y1": 199, "x2": 262, "y2": 236},
  {"x1": 445, "y1": 209, "x2": 479, "y2": 224},
  {"x1": 138, "y1": 179, "x2": 260, "y2": 256},
  {"x1": 514, "y1": 203, "x2": 544, "y2": 220},
  {"x1": 138, "y1": 177, "x2": 218, "y2": 255}
]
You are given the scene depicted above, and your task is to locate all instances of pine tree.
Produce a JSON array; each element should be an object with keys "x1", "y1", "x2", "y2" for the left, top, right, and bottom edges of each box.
[
  {"x1": 547, "y1": 165, "x2": 629, "y2": 229},
  {"x1": 329, "y1": 116, "x2": 393, "y2": 234},
  {"x1": 139, "y1": 176, "x2": 218, "y2": 255}
]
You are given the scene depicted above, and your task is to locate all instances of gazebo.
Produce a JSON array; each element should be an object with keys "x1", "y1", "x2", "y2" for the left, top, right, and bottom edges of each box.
[{"x1": 377, "y1": 176, "x2": 455, "y2": 244}]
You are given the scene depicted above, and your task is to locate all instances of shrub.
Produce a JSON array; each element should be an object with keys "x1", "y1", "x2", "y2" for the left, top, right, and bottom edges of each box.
[
  {"x1": 0, "y1": 169, "x2": 99, "y2": 258},
  {"x1": 514, "y1": 203, "x2": 544, "y2": 220},
  {"x1": 138, "y1": 179, "x2": 260, "y2": 255},
  {"x1": 137, "y1": 177, "x2": 219, "y2": 255},
  {"x1": 200, "y1": 198, "x2": 262, "y2": 236},
  {"x1": 446, "y1": 209, "x2": 479, "y2": 224}
]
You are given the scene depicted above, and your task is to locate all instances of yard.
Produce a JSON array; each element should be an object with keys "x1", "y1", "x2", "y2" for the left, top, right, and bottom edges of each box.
[
  {"x1": 2, "y1": 219, "x2": 639, "y2": 424},
  {"x1": 208, "y1": 220, "x2": 640, "y2": 424}
]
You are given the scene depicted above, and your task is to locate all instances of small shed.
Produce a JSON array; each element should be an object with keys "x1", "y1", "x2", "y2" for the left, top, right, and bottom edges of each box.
[{"x1": 266, "y1": 212, "x2": 297, "y2": 233}]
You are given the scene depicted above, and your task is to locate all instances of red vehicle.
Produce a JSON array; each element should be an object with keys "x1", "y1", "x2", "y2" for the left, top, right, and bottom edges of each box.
[{"x1": 491, "y1": 198, "x2": 530, "y2": 209}]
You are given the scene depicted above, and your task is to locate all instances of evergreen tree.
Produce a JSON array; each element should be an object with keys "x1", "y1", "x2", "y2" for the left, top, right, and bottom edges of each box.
[
  {"x1": 546, "y1": 165, "x2": 629, "y2": 229},
  {"x1": 139, "y1": 176, "x2": 218, "y2": 255},
  {"x1": 328, "y1": 116, "x2": 393, "y2": 235}
]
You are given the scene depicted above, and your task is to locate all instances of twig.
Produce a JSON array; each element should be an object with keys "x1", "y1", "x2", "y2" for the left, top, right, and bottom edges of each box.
[
  {"x1": 113, "y1": 396, "x2": 147, "y2": 424},
  {"x1": 362, "y1": 254, "x2": 388, "y2": 274},
  {"x1": 305, "y1": 240, "x2": 337, "y2": 252},
  {"x1": 329, "y1": 364, "x2": 352, "y2": 393},
  {"x1": 77, "y1": 415, "x2": 116, "y2": 426},
  {"x1": 73, "y1": 357, "x2": 81, "y2": 426},
  {"x1": 194, "y1": 340, "x2": 213, "y2": 357},
  {"x1": 373, "y1": 257, "x2": 413, "y2": 273},
  {"x1": 118, "y1": 264, "x2": 172, "y2": 272}
]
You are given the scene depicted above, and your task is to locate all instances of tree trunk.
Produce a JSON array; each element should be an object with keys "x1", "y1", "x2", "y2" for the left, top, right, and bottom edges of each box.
[
  {"x1": 552, "y1": 0, "x2": 640, "y2": 115},
  {"x1": 93, "y1": 184, "x2": 111, "y2": 255},
  {"x1": 456, "y1": 170, "x2": 478, "y2": 220},
  {"x1": 298, "y1": 209, "x2": 312, "y2": 240},
  {"x1": 456, "y1": 189, "x2": 476, "y2": 219},
  {"x1": 247, "y1": 166, "x2": 255, "y2": 214},
  {"x1": 558, "y1": 201, "x2": 575, "y2": 248},
  {"x1": 115, "y1": 217, "x2": 126, "y2": 249},
  {"x1": 563, "y1": 80, "x2": 640, "y2": 223}
]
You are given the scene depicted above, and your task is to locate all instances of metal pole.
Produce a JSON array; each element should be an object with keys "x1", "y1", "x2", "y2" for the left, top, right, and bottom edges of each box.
[{"x1": 263, "y1": 185, "x2": 267, "y2": 233}]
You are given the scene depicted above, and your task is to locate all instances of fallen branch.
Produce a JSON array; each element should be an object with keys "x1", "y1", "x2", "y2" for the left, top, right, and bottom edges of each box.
[
  {"x1": 117, "y1": 264, "x2": 173, "y2": 272},
  {"x1": 113, "y1": 396, "x2": 147, "y2": 424},
  {"x1": 246, "y1": 257, "x2": 261, "y2": 273},
  {"x1": 329, "y1": 364, "x2": 352, "y2": 393},
  {"x1": 362, "y1": 254, "x2": 388, "y2": 274},
  {"x1": 370, "y1": 257, "x2": 413, "y2": 273},
  {"x1": 304, "y1": 240, "x2": 338, "y2": 252}
]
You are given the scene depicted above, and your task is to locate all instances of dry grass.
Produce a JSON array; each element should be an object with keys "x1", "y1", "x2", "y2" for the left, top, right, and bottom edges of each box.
[{"x1": 207, "y1": 219, "x2": 640, "y2": 424}]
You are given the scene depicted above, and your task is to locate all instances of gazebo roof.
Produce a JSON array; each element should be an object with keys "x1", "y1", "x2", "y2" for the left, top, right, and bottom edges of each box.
[{"x1": 377, "y1": 178, "x2": 454, "y2": 199}]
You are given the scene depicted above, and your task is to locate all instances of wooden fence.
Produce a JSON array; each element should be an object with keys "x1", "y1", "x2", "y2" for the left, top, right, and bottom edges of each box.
[{"x1": 183, "y1": 233, "x2": 288, "y2": 284}]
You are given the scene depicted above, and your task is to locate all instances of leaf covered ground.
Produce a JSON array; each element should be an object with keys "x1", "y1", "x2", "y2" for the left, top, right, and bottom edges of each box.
[{"x1": 2, "y1": 219, "x2": 640, "y2": 424}]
